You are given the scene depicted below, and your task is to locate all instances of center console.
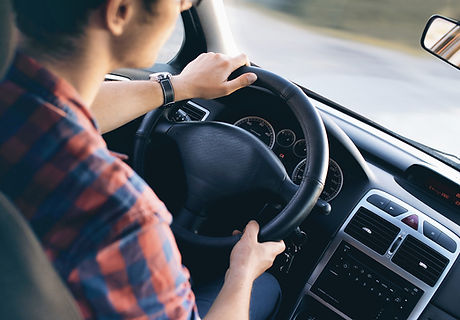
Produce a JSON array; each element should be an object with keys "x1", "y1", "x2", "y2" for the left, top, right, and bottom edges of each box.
[{"x1": 291, "y1": 190, "x2": 460, "y2": 320}]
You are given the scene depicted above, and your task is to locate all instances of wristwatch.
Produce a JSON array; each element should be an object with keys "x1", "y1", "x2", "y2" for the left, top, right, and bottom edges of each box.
[{"x1": 149, "y1": 72, "x2": 175, "y2": 106}]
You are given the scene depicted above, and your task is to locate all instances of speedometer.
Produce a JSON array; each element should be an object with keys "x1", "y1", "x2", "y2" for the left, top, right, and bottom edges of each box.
[
  {"x1": 292, "y1": 158, "x2": 344, "y2": 202},
  {"x1": 234, "y1": 116, "x2": 276, "y2": 149}
]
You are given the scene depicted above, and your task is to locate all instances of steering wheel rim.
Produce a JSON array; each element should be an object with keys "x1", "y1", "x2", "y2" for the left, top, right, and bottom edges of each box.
[{"x1": 133, "y1": 66, "x2": 329, "y2": 248}]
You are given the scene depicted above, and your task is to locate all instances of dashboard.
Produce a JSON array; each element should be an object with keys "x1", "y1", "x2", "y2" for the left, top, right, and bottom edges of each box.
[
  {"x1": 103, "y1": 72, "x2": 460, "y2": 320},
  {"x1": 167, "y1": 91, "x2": 347, "y2": 203}
]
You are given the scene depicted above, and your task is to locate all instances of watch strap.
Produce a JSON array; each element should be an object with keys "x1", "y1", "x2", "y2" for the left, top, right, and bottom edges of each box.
[
  {"x1": 150, "y1": 73, "x2": 175, "y2": 106},
  {"x1": 158, "y1": 76, "x2": 175, "y2": 105}
]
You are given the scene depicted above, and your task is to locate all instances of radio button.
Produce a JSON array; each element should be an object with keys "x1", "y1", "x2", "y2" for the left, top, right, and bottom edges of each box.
[
  {"x1": 437, "y1": 233, "x2": 457, "y2": 253},
  {"x1": 423, "y1": 221, "x2": 441, "y2": 241},
  {"x1": 384, "y1": 201, "x2": 408, "y2": 216},
  {"x1": 367, "y1": 194, "x2": 390, "y2": 209}
]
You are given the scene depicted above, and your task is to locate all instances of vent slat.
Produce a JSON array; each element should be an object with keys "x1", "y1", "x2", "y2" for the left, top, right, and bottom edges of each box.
[
  {"x1": 397, "y1": 245, "x2": 448, "y2": 269},
  {"x1": 353, "y1": 215, "x2": 400, "y2": 234},
  {"x1": 345, "y1": 207, "x2": 400, "y2": 255},
  {"x1": 180, "y1": 104, "x2": 206, "y2": 121},
  {"x1": 392, "y1": 235, "x2": 449, "y2": 287},
  {"x1": 347, "y1": 223, "x2": 396, "y2": 244}
]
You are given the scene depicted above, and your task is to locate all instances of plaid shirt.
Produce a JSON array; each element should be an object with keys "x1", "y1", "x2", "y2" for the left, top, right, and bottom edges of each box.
[{"x1": 0, "y1": 53, "x2": 199, "y2": 320}]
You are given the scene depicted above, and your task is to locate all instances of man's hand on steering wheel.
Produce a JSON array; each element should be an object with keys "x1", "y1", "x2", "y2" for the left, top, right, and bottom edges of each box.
[
  {"x1": 228, "y1": 221, "x2": 286, "y2": 283},
  {"x1": 171, "y1": 52, "x2": 258, "y2": 101}
]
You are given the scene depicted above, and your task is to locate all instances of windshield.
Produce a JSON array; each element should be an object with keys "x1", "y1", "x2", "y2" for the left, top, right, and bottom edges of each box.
[{"x1": 226, "y1": 0, "x2": 460, "y2": 162}]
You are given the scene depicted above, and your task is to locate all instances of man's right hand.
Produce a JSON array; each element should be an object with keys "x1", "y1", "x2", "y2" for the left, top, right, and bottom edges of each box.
[
  {"x1": 203, "y1": 221, "x2": 284, "y2": 320},
  {"x1": 227, "y1": 221, "x2": 286, "y2": 283}
]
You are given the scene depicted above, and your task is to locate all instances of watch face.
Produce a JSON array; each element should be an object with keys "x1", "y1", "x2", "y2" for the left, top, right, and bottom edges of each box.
[{"x1": 149, "y1": 72, "x2": 172, "y2": 81}]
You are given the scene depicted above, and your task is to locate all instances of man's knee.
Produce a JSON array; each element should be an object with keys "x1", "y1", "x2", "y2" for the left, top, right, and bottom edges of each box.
[
  {"x1": 195, "y1": 272, "x2": 282, "y2": 320},
  {"x1": 250, "y1": 273, "x2": 282, "y2": 320}
]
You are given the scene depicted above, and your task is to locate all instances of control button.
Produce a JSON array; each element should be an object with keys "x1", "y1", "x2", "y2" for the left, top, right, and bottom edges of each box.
[
  {"x1": 384, "y1": 201, "x2": 408, "y2": 216},
  {"x1": 437, "y1": 232, "x2": 457, "y2": 253},
  {"x1": 367, "y1": 194, "x2": 390, "y2": 209},
  {"x1": 423, "y1": 221, "x2": 441, "y2": 241},
  {"x1": 402, "y1": 214, "x2": 419, "y2": 230}
]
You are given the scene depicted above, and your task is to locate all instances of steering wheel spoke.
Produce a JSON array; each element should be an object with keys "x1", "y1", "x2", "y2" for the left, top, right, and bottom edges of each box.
[
  {"x1": 278, "y1": 177, "x2": 299, "y2": 203},
  {"x1": 174, "y1": 207, "x2": 207, "y2": 234}
]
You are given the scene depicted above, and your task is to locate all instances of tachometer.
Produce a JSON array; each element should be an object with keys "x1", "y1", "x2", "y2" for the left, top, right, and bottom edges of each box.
[
  {"x1": 292, "y1": 158, "x2": 344, "y2": 202},
  {"x1": 234, "y1": 116, "x2": 276, "y2": 149}
]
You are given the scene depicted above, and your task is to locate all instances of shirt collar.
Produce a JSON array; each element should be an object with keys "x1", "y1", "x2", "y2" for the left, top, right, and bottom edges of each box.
[{"x1": 8, "y1": 52, "x2": 99, "y2": 131}]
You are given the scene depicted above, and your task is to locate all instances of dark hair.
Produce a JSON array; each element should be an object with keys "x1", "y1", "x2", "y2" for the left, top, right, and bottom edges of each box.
[{"x1": 12, "y1": 0, "x2": 157, "y2": 55}]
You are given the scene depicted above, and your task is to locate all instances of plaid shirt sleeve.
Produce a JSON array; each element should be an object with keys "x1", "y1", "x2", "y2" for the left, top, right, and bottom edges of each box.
[
  {"x1": 66, "y1": 181, "x2": 200, "y2": 320},
  {"x1": 0, "y1": 53, "x2": 201, "y2": 320},
  {"x1": 67, "y1": 193, "x2": 200, "y2": 319}
]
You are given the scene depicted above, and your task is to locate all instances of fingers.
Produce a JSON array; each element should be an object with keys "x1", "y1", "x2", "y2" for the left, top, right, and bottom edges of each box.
[
  {"x1": 242, "y1": 220, "x2": 259, "y2": 242},
  {"x1": 225, "y1": 73, "x2": 257, "y2": 94},
  {"x1": 180, "y1": 1, "x2": 193, "y2": 11},
  {"x1": 232, "y1": 229, "x2": 242, "y2": 236},
  {"x1": 264, "y1": 240, "x2": 286, "y2": 256},
  {"x1": 229, "y1": 53, "x2": 251, "y2": 69},
  {"x1": 225, "y1": 53, "x2": 256, "y2": 93}
]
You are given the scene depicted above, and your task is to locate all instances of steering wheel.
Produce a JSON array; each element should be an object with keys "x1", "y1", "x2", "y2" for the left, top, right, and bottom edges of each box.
[{"x1": 133, "y1": 66, "x2": 329, "y2": 248}]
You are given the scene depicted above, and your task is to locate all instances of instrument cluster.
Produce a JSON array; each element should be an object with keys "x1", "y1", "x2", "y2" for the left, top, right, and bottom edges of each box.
[{"x1": 234, "y1": 116, "x2": 344, "y2": 202}]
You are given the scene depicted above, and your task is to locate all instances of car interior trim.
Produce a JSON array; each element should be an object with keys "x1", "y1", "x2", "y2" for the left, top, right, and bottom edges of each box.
[
  {"x1": 298, "y1": 189, "x2": 460, "y2": 320},
  {"x1": 104, "y1": 73, "x2": 131, "y2": 82}
]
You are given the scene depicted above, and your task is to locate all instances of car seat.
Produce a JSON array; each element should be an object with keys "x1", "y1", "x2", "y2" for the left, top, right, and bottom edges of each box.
[{"x1": 0, "y1": 1, "x2": 83, "y2": 318}]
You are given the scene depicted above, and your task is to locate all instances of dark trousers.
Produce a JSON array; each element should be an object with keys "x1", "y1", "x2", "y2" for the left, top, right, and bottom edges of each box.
[{"x1": 194, "y1": 272, "x2": 281, "y2": 320}]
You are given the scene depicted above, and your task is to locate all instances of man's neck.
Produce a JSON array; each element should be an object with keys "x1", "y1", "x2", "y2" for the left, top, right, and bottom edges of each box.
[{"x1": 21, "y1": 36, "x2": 112, "y2": 108}]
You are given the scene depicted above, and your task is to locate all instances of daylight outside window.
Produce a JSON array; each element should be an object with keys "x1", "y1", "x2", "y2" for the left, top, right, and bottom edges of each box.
[{"x1": 222, "y1": 0, "x2": 460, "y2": 163}]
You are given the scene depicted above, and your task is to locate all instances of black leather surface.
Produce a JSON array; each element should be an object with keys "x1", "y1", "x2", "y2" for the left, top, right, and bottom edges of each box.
[
  {"x1": 431, "y1": 256, "x2": 460, "y2": 319},
  {"x1": 419, "y1": 303, "x2": 459, "y2": 320},
  {"x1": 0, "y1": 192, "x2": 82, "y2": 320},
  {"x1": 165, "y1": 121, "x2": 289, "y2": 212}
]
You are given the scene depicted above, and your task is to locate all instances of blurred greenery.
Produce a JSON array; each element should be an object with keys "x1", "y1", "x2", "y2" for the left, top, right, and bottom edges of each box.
[{"x1": 243, "y1": 0, "x2": 460, "y2": 49}]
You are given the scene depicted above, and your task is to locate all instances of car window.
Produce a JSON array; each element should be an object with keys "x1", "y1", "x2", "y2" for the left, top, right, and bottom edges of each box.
[
  {"x1": 156, "y1": 17, "x2": 184, "y2": 63},
  {"x1": 226, "y1": 0, "x2": 460, "y2": 162}
]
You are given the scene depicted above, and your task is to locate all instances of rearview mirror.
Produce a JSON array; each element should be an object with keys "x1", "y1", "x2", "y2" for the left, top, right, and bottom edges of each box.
[{"x1": 421, "y1": 15, "x2": 460, "y2": 70}]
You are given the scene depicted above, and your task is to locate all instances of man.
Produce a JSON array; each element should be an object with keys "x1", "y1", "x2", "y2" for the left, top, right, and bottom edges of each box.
[{"x1": 0, "y1": 0, "x2": 285, "y2": 319}]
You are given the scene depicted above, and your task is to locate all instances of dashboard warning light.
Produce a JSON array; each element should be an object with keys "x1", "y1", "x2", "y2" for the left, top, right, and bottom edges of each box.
[{"x1": 279, "y1": 153, "x2": 285, "y2": 159}]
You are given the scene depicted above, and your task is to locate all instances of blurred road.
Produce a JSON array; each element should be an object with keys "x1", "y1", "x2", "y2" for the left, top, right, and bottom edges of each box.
[{"x1": 226, "y1": 4, "x2": 460, "y2": 158}]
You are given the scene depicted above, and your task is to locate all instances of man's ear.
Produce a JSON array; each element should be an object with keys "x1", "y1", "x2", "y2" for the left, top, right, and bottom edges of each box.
[{"x1": 104, "y1": 0, "x2": 135, "y2": 36}]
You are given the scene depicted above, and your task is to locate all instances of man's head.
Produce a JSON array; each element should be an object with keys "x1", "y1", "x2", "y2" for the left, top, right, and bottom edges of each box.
[{"x1": 12, "y1": 0, "x2": 192, "y2": 69}]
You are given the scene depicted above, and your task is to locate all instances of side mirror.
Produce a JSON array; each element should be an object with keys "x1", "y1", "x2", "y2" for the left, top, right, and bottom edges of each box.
[{"x1": 421, "y1": 15, "x2": 460, "y2": 70}]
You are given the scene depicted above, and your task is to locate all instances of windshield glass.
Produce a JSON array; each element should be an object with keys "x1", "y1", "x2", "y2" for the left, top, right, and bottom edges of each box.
[{"x1": 226, "y1": 0, "x2": 460, "y2": 161}]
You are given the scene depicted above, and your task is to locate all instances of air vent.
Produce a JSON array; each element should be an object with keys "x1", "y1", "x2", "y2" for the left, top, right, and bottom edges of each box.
[
  {"x1": 104, "y1": 74, "x2": 131, "y2": 81},
  {"x1": 392, "y1": 235, "x2": 449, "y2": 287},
  {"x1": 345, "y1": 207, "x2": 400, "y2": 255},
  {"x1": 172, "y1": 102, "x2": 209, "y2": 122}
]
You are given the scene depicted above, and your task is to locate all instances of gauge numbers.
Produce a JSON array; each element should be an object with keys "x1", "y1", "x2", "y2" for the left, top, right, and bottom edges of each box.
[
  {"x1": 292, "y1": 158, "x2": 344, "y2": 202},
  {"x1": 234, "y1": 116, "x2": 276, "y2": 149}
]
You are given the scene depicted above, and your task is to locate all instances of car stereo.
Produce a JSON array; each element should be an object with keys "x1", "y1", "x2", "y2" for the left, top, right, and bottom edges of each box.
[{"x1": 292, "y1": 190, "x2": 460, "y2": 320}]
